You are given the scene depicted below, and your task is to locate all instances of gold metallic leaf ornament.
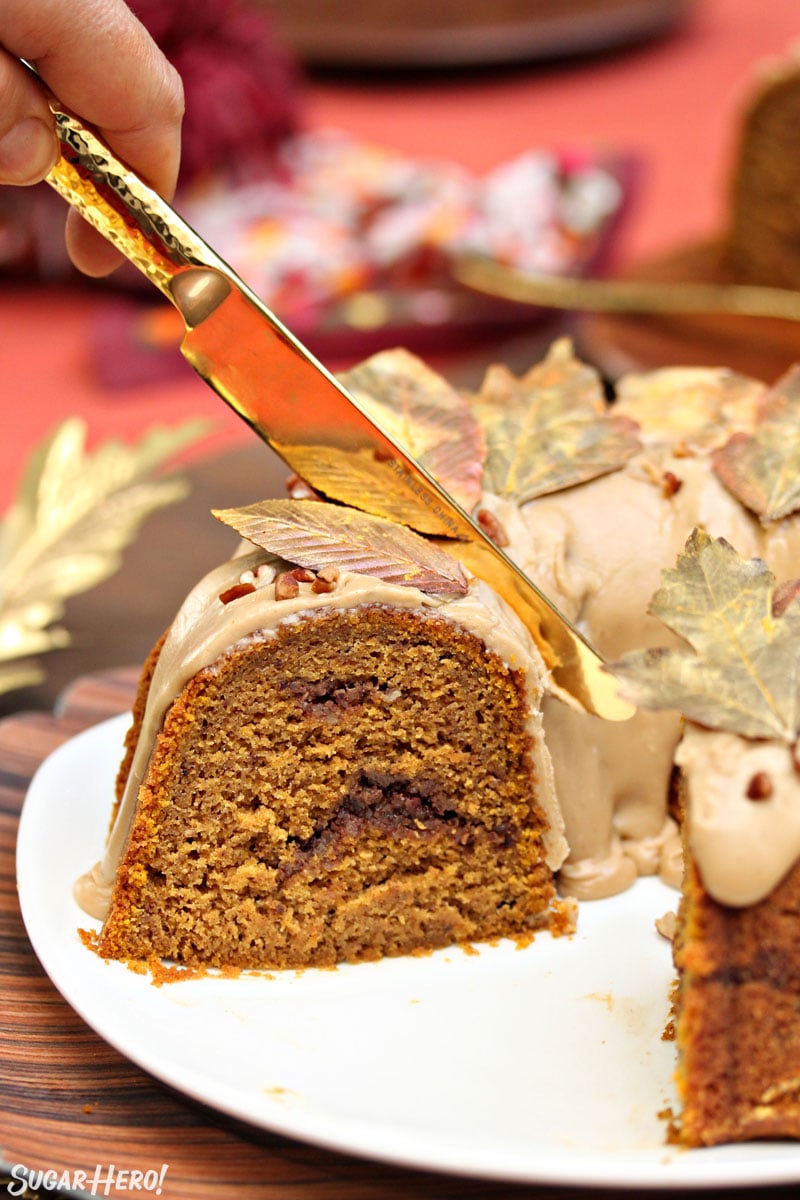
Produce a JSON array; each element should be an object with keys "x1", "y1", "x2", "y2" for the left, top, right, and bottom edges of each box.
[
  {"x1": 340, "y1": 349, "x2": 485, "y2": 514},
  {"x1": 214, "y1": 499, "x2": 470, "y2": 595},
  {"x1": 712, "y1": 364, "x2": 800, "y2": 522},
  {"x1": 607, "y1": 529, "x2": 800, "y2": 743},
  {"x1": 0, "y1": 417, "x2": 210, "y2": 695},
  {"x1": 472, "y1": 339, "x2": 641, "y2": 503}
]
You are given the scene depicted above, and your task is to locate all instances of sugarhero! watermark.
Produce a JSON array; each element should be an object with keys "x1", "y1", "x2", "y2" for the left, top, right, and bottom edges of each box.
[{"x1": 3, "y1": 1162, "x2": 169, "y2": 1196}]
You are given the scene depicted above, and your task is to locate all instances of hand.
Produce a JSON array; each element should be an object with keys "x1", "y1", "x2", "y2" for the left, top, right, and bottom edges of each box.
[{"x1": 0, "y1": 0, "x2": 184, "y2": 276}]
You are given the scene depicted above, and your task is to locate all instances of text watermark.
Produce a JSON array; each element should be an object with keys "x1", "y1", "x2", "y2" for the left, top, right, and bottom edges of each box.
[{"x1": 3, "y1": 1162, "x2": 169, "y2": 1196}]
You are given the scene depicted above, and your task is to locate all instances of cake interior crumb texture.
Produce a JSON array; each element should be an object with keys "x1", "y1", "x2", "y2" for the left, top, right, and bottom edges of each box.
[
  {"x1": 100, "y1": 605, "x2": 554, "y2": 968},
  {"x1": 674, "y1": 836, "x2": 800, "y2": 1145}
]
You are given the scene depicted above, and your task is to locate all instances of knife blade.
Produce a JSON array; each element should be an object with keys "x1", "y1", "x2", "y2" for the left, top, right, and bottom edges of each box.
[{"x1": 39, "y1": 91, "x2": 631, "y2": 721}]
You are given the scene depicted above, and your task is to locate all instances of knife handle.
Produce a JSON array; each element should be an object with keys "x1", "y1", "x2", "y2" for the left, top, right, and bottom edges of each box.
[{"x1": 43, "y1": 99, "x2": 225, "y2": 303}]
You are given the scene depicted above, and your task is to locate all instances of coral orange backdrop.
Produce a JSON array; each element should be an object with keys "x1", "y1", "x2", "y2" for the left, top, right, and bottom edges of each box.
[{"x1": 2, "y1": 0, "x2": 799, "y2": 512}]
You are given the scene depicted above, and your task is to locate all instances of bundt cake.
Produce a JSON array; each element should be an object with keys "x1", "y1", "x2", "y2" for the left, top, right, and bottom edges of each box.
[{"x1": 77, "y1": 341, "x2": 800, "y2": 1052}]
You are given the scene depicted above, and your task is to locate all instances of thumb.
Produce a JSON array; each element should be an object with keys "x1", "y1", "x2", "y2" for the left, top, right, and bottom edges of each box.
[{"x1": 0, "y1": 51, "x2": 59, "y2": 184}]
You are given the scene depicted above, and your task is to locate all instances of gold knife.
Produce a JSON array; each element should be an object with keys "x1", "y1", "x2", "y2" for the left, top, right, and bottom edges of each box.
[{"x1": 38, "y1": 87, "x2": 631, "y2": 721}]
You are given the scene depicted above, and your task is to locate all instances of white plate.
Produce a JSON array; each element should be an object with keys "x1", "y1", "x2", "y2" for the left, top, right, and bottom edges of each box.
[{"x1": 16, "y1": 715, "x2": 800, "y2": 1189}]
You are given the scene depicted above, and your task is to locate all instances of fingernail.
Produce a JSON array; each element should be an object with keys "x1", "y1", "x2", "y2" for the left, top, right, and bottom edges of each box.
[{"x1": 0, "y1": 117, "x2": 59, "y2": 184}]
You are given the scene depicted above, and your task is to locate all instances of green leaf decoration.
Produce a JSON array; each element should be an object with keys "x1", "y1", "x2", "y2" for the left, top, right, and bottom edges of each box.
[
  {"x1": 712, "y1": 364, "x2": 800, "y2": 521},
  {"x1": 339, "y1": 348, "x2": 485, "y2": 513},
  {"x1": 0, "y1": 417, "x2": 211, "y2": 696},
  {"x1": 472, "y1": 339, "x2": 641, "y2": 503},
  {"x1": 607, "y1": 528, "x2": 800, "y2": 742},
  {"x1": 213, "y1": 499, "x2": 469, "y2": 595}
]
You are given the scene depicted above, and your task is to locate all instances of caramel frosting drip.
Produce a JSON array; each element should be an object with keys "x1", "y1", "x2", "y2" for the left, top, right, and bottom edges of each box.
[
  {"x1": 76, "y1": 548, "x2": 564, "y2": 921},
  {"x1": 676, "y1": 725, "x2": 800, "y2": 906},
  {"x1": 487, "y1": 364, "x2": 800, "y2": 901}
]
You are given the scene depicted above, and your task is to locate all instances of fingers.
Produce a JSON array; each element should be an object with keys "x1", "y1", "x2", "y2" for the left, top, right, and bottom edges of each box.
[
  {"x1": 0, "y1": 52, "x2": 60, "y2": 184},
  {"x1": 0, "y1": 0, "x2": 185, "y2": 276}
]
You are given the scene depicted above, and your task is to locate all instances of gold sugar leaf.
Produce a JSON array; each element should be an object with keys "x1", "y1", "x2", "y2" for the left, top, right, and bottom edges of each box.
[
  {"x1": 276, "y1": 442, "x2": 456, "y2": 536},
  {"x1": 339, "y1": 349, "x2": 485, "y2": 513},
  {"x1": 0, "y1": 416, "x2": 211, "y2": 695},
  {"x1": 213, "y1": 499, "x2": 469, "y2": 595},
  {"x1": 614, "y1": 366, "x2": 761, "y2": 451},
  {"x1": 712, "y1": 364, "x2": 800, "y2": 521},
  {"x1": 607, "y1": 529, "x2": 800, "y2": 742},
  {"x1": 472, "y1": 339, "x2": 640, "y2": 503}
]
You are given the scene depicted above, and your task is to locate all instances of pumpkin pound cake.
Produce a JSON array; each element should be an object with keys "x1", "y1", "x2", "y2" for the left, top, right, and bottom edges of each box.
[{"x1": 78, "y1": 515, "x2": 565, "y2": 970}]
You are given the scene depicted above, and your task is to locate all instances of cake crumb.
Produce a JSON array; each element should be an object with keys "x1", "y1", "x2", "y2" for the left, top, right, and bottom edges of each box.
[
  {"x1": 549, "y1": 896, "x2": 578, "y2": 937},
  {"x1": 655, "y1": 910, "x2": 677, "y2": 941}
]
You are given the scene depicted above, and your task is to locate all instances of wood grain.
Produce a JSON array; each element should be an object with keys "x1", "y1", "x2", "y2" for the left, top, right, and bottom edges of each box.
[{"x1": 1, "y1": 670, "x2": 799, "y2": 1199}]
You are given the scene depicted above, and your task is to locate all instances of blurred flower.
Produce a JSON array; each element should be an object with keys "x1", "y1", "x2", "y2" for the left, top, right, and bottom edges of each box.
[{"x1": 130, "y1": 0, "x2": 305, "y2": 185}]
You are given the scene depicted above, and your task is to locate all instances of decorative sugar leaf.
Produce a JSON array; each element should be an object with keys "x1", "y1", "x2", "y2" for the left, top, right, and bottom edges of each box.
[
  {"x1": 339, "y1": 349, "x2": 485, "y2": 513},
  {"x1": 0, "y1": 417, "x2": 211, "y2": 691},
  {"x1": 614, "y1": 366, "x2": 761, "y2": 451},
  {"x1": 712, "y1": 364, "x2": 800, "y2": 521},
  {"x1": 213, "y1": 499, "x2": 469, "y2": 595},
  {"x1": 607, "y1": 528, "x2": 800, "y2": 742},
  {"x1": 472, "y1": 339, "x2": 641, "y2": 503},
  {"x1": 274, "y1": 443, "x2": 459, "y2": 536}
]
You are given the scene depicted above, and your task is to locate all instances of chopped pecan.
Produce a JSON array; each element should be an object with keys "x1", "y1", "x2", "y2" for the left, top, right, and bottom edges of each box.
[
  {"x1": 290, "y1": 567, "x2": 316, "y2": 583},
  {"x1": 773, "y1": 578, "x2": 800, "y2": 618},
  {"x1": 219, "y1": 582, "x2": 256, "y2": 605},
  {"x1": 639, "y1": 459, "x2": 662, "y2": 486},
  {"x1": 661, "y1": 470, "x2": 683, "y2": 498},
  {"x1": 275, "y1": 572, "x2": 300, "y2": 600},
  {"x1": 286, "y1": 473, "x2": 321, "y2": 501},
  {"x1": 746, "y1": 771, "x2": 774, "y2": 801},
  {"x1": 312, "y1": 565, "x2": 340, "y2": 593},
  {"x1": 475, "y1": 507, "x2": 509, "y2": 547}
]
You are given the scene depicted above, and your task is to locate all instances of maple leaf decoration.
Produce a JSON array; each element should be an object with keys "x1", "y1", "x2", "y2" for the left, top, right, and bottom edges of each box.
[
  {"x1": 614, "y1": 365, "x2": 761, "y2": 452},
  {"x1": 276, "y1": 349, "x2": 485, "y2": 538},
  {"x1": 213, "y1": 499, "x2": 469, "y2": 595},
  {"x1": 712, "y1": 364, "x2": 800, "y2": 522},
  {"x1": 472, "y1": 339, "x2": 641, "y2": 504},
  {"x1": 607, "y1": 529, "x2": 800, "y2": 743},
  {"x1": 339, "y1": 348, "x2": 485, "y2": 515}
]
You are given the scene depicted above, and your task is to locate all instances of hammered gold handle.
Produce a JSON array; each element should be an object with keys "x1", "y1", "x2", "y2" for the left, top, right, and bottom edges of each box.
[{"x1": 44, "y1": 100, "x2": 227, "y2": 303}]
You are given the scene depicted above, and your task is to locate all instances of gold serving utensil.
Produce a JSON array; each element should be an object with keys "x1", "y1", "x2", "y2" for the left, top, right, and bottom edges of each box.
[
  {"x1": 453, "y1": 256, "x2": 800, "y2": 322},
  {"x1": 37, "y1": 84, "x2": 632, "y2": 721}
]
